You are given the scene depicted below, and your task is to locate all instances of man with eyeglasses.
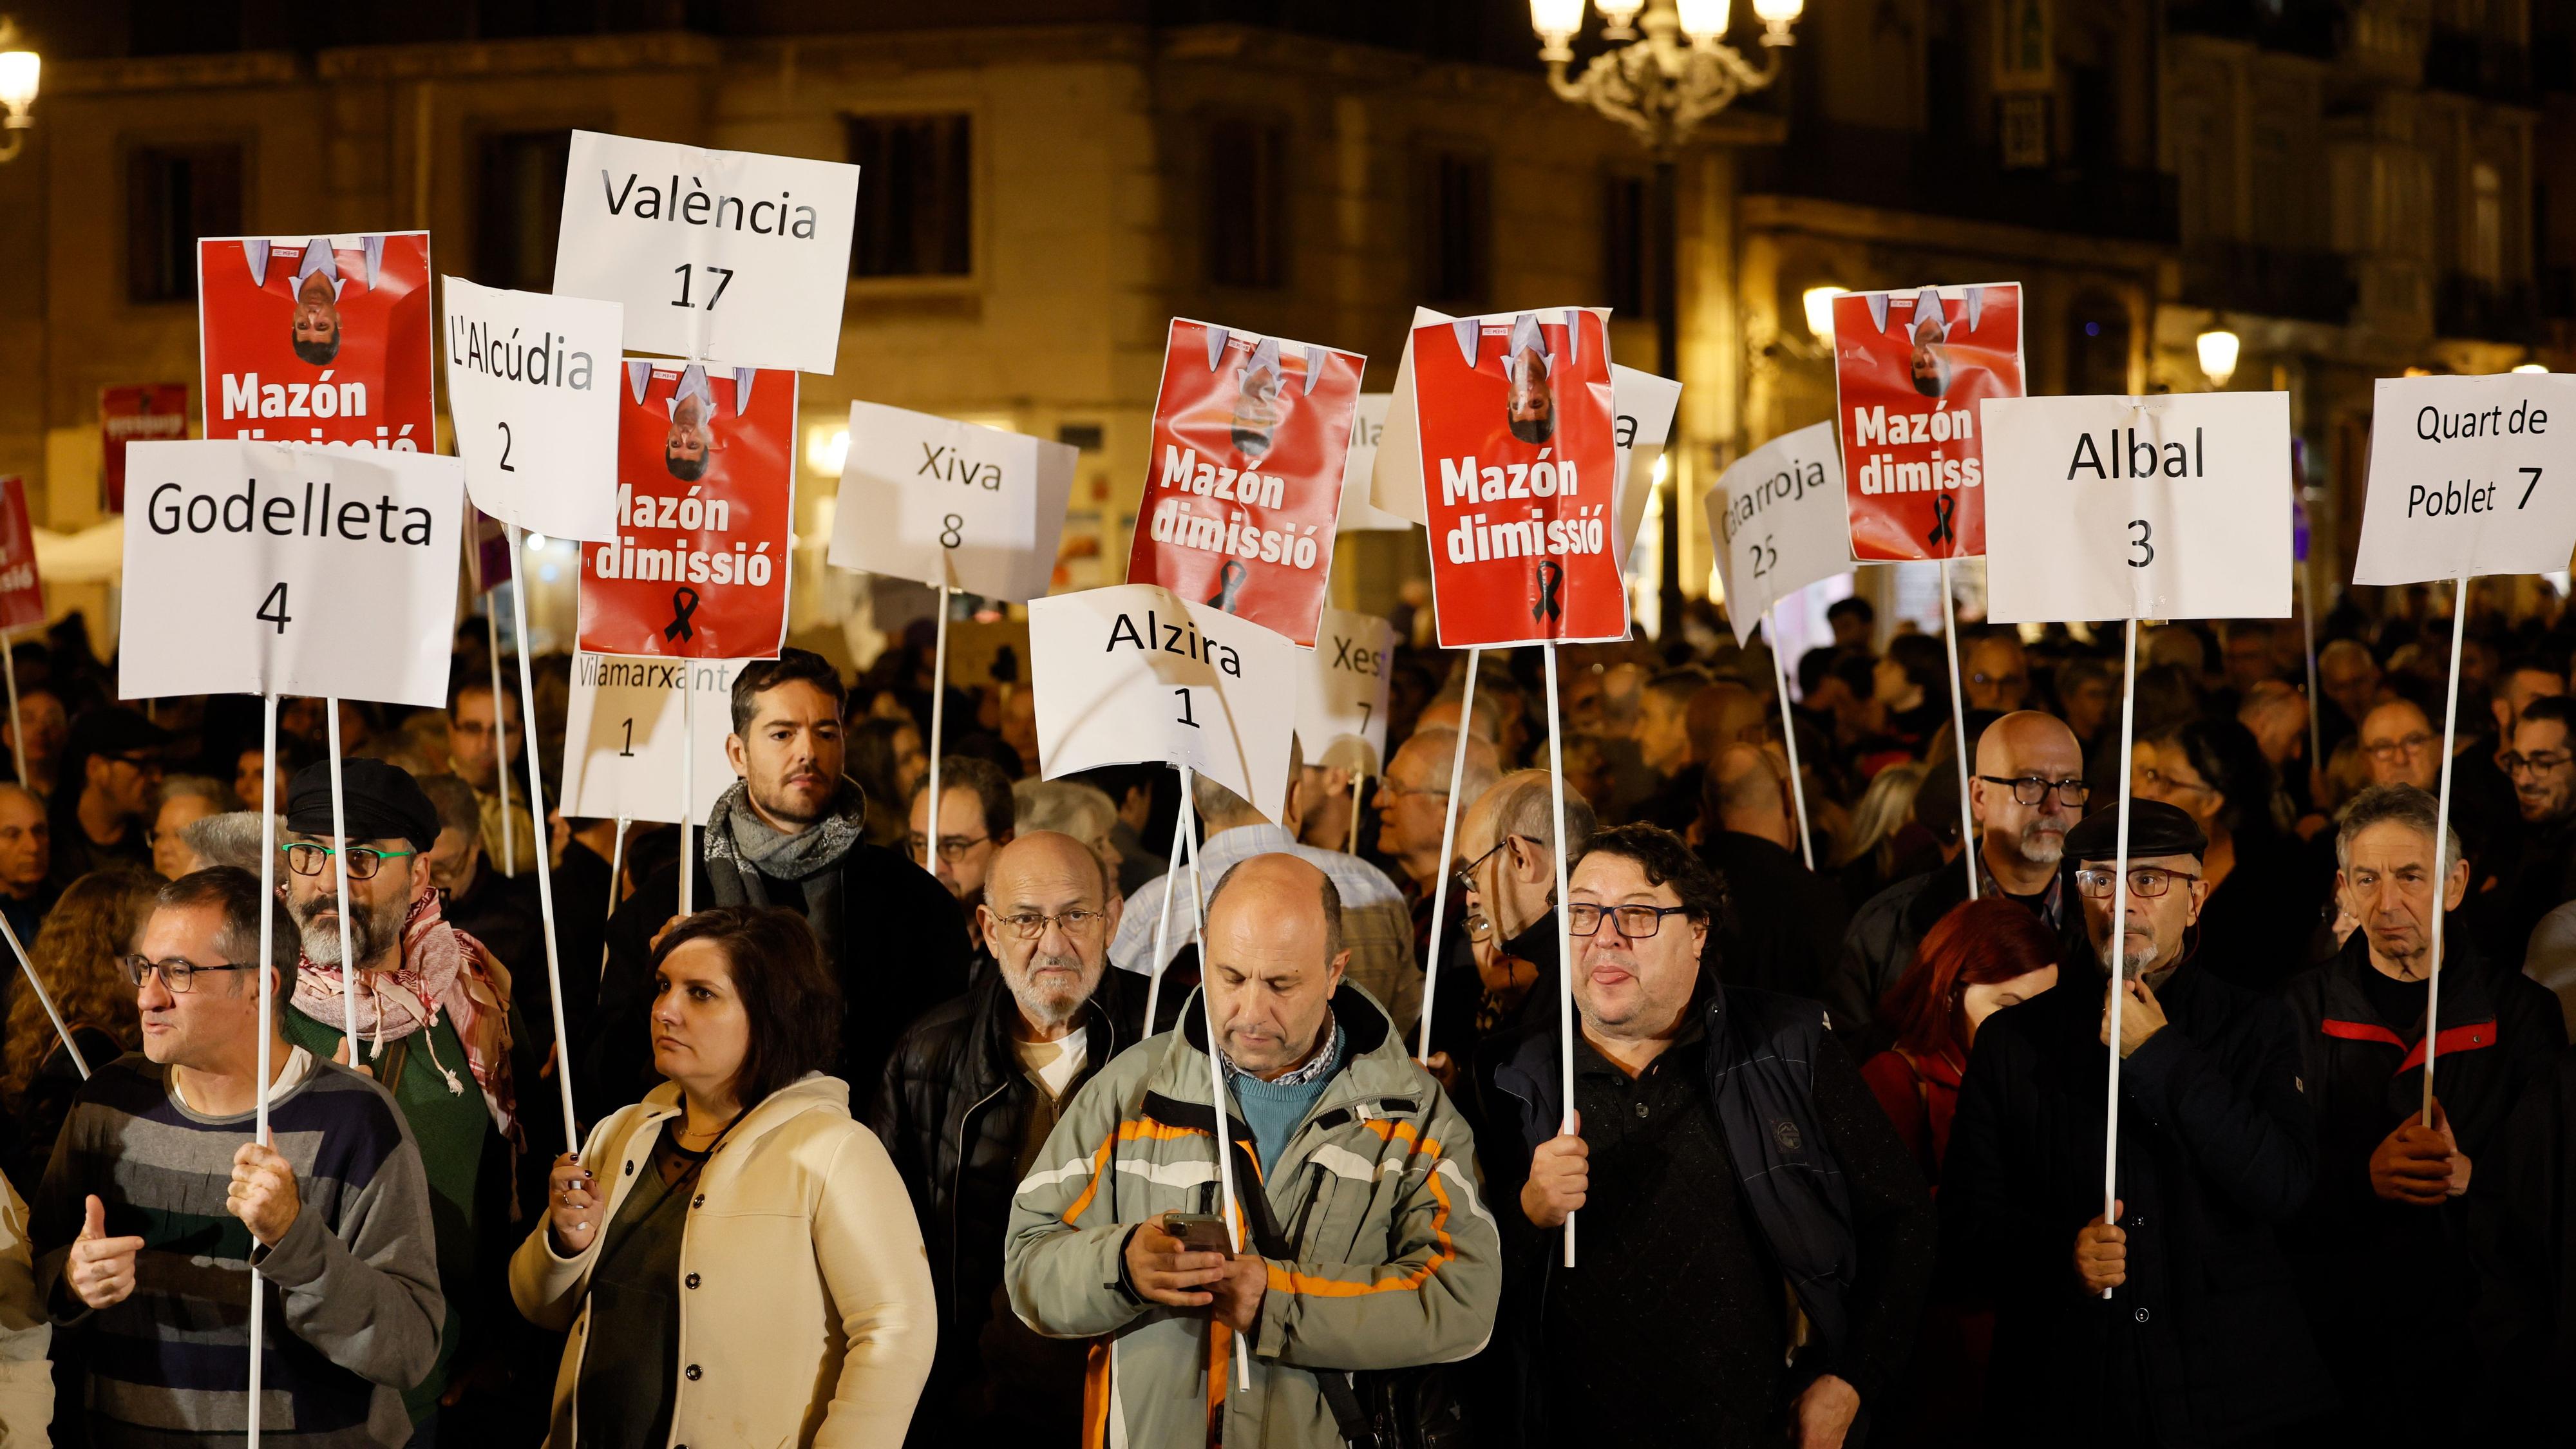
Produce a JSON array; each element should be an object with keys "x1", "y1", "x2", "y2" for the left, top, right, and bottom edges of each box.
[
  {"x1": 909, "y1": 754, "x2": 1017, "y2": 972},
  {"x1": 273, "y1": 758, "x2": 533, "y2": 1441},
  {"x1": 1832, "y1": 710, "x2": 2090, "y2": 1034},
  {"x1": 1484, "y1": 823, "x2": 1932, "y2": 1448},
  {"x1": 47, "y1": 706, "x2": 168, "y2": 893},
  {"x1": 2278, "y1": 784, "x2": 2562, "y2": 1444},
  {"x1": 32, "y1": 866, "x2": 442, "y2": 1448},
  {"x1": 1441, "y1": 770, "x2": 1596, "y2": 1074},
  {"x1": 870, "y1": 830, "x2": 1142, "y2": 1447},
  {"x1": 1374, "y1": 725, "x2": 1501, "y2": 983},
  {"x1": 445, "y1": 677, "x2": 538, "y2": 878},
  {"x1": 1942, "y1": 799, "x2": 2335, "y2": 1446}
]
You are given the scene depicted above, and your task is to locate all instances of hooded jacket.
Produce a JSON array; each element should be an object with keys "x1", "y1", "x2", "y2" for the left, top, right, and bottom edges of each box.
[
  {"x1": 1003, "y1": 985, "x2": 1501, "y2": 1449},
  {"x1": 509, "y1": 1073, "x2": 937, "y2": 1449}
]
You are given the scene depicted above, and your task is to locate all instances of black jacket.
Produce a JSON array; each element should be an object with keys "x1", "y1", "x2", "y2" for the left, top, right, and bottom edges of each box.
[
  {"x1": 2279, "y1": 936, "x2": 2563, "y2": 1436},
  {"x1": 585, "y1": 838, "x2": 970, "y2": 1121},
  {"x1": 1941, "y1": 961, "x2": 2336, "y2": 1446},
  {"x1": 2472, "y1": 1048, "x2": 2576, "y2": 1439},
  {"x1": 866, "y1": 967, "x2": 1146, "y2": 1443},
  {"x1": 1703, "y1": 830, "x2": 1849, "y2": 1002},
  {"x1": 1828, "y1": 857, "x2": 2087, "y2": 1037}
]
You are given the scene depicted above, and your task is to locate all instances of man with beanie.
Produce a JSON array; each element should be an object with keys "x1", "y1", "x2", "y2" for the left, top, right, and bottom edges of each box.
[
  {"x1": 594, "y1": 649, "x2": 969, "y2": 1102},
  {"x1": 1941, "y1": 799, "x2": 2334, "y2": 1446},
  {"x1": 275, "y1": 758, "x2": 535, "y2": 1440}
]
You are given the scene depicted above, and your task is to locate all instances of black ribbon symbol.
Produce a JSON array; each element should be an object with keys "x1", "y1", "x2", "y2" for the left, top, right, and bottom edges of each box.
[
  {"x1": 1207, "y1": 560, "x2": 1249, "y2": 613},
  {"x1": 1926, "y1": 493, "x2": 1958, "y2": 547},
  {"x1": 664, "y1": 587, "x2": 700, "y2": 643},
  {"x1": 1532, "y1": 560, "x2": 1564, "y2": 623}
]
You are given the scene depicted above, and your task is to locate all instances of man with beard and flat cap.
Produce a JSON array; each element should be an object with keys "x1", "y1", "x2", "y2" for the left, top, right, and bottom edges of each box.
[
  {"x1": 276, "y1": 758, "x2": 540, "y2": 1440},
  {"x1": 1940, "y1": 799, "x2": 2334, "y2": 1446}
]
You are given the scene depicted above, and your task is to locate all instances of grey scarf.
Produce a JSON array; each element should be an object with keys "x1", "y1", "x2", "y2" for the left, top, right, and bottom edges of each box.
[{"x1": 702, "y1": 779, "x2": 867, "y2": 956}]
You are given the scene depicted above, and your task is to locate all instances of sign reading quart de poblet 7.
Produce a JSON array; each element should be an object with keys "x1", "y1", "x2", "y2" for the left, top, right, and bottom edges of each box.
[{"x1": 2353, "y1": 372, "x2": 2576, "y2": 586}]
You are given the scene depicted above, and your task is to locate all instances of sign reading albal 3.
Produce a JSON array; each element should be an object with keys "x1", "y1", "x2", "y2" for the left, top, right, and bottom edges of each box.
[{"x1": 2354, "y1": 373, "x2": 2576, "y2": 585}]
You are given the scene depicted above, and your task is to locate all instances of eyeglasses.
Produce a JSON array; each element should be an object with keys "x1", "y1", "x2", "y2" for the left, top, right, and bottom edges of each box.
[
  {"x1": 2363, "y1": 732, "x2": 2434, "y2": 761},
  {"x1": 117, "y1": 954, "x2": 254, "y2": 993},
  {"x1": 1567, "y1": 902, "x2": 1694, "y2": 938},
  {"x1": 1454, "y1": 838, "x2": 1511, "y2": 897},
  {"x1": 1379, "y1": 777, "x2": 1447, "y2": 805},
  {"x1": 2073, "y1": 866, "x2": 2202, "y2": 899},
  {"x1": 283, "y1": 842, "x2": 418, "y2": 880},
  {"x1": 993, "y1": 907, "x2": 1108, "y2": 940},
  {"x1": 2134, "y1": 766, "x2": 2213, "y2": 797},
  {"x1": 909, "y1": 832, "x2": 990, "y2": 865},
  {"x1": 1977, "y1": 774, "x2": 2090, "y2": 807},
  {"x1": 2503, "y1": 751, "x2": 2573, "y2": 777}
]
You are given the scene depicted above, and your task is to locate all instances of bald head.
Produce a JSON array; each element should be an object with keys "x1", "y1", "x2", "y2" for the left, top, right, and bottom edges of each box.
[
  {"x1": 1204, "y1": 853, "x2": 1348, "y2": 1076},
  {"x1": 985, "y1": 829, "x2": 1112, "y2": 904},
  {"x1": 1710, "y1": 742, "x2": 1789, "y2": 838}
]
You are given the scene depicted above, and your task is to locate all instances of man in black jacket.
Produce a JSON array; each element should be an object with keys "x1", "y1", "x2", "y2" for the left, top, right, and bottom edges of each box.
[
  {"x1": 1943, "y1": 799, "x2": 2334, "y2": 1446},
  {"x1": 2280, "y1": 783, "x2": 2562, "y2": 1441},
  {"x1": 871, "y1": 829, "x2": 1142, "y2": 1448},
  {"x1": 1699, "y1": 741, "x2": 1846, "y2": 1001},
  {"x1": 590, "y1": 649, "x2": 969, "y2": 1111}
]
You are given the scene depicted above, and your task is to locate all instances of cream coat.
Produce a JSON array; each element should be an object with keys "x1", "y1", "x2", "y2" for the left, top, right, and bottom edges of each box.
[{"x1": 509, "y1": 1073, "x2": 934, "y2": 1448}]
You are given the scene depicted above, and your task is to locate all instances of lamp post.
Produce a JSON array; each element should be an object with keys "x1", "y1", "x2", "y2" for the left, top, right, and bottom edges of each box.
[
  {"x1": 1531, "y1": 0, "x2": 1801, "y2": 635},
  {"x1": 0, "y1": 17, "x2": 38, "y2": 164}
]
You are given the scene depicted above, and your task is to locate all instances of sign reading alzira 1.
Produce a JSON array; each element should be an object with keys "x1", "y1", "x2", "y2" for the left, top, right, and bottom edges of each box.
[
  {"x1": 578, "y1": 361, "x2": 795, "y2": 661},
  {"x1": 198, "y1": 233, "x2": 437, "y2": 455}
]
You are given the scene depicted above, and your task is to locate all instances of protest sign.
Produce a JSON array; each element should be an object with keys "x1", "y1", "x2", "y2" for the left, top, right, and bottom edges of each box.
[
  {"x1": 198, "y1": 233, "x2": 435, "y2": 454},
  {"x1": 1336, "y1": 395, "x2": 1410, "y2": 533},
  {"x1": 1028, "y1": 583, "x2": 1300, "y2": 823},
  {"x1": 1832, "y1": 283, "x2": 2022, "y2": 562},
  {"x1": 101, "y1": 384, "x2": 189, "y2": 513},
  {"x1": 578, "y1": 359, "x2": 795, "y2": 661},
  {"x1": 1610, "y1": 366, "x2": 1686, "y2": 560},
  {"x1": 1705, "y1": 421, "x2": 1852, "y2": 647},
  {"x1": 1126, "y1": 320, "x2": 1365, "y2": 648},
  {"x1": 553, "y1": 131, "x2": 861, "y2": 376},
  {"x1": 828, "y1": 401, "x2": 1077, "y2": 601},
  {"x1": 117, "y1": 440, "x2": 464, "y2": 706},
  {"x1": 1982, "y1": 392, "x2": 2293, "y2": 623},
  {"x1": 2351, "y1": 372, "x2": 2576, "y2": 585},
  {"x1": 1294, "y1": 608, "x2": 1395, "y2": 775},
  {"x1": 0, "y1": 478, "x2": 41, "y2": 632},
  {"x1": 560, "y1": 653, "x2": 743, "y2": 825},
  {"x1": 440, "y1": 277, "x2": 623, "y2": 541},
  {"x1": 1414, "y1": 309, "x2": 1627, "y2": 647}
]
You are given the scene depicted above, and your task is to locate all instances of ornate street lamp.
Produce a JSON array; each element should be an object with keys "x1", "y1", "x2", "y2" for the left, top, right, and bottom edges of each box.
[
  {"x1": 0, "y1": 17, "x2": 38, "y2": 165},
  {"x1": 1530, "y1": 0, "x2": 1801, "y2": 629}
]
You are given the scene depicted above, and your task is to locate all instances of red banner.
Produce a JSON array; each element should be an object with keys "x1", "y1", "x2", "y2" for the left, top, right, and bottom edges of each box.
[
  {"x1": 1416, "y1": 310, "x2": 1626, "y2": 647},
  {"x1": 100, "y1": 384, "x2": 189, "y2": 513},
  {"x1": 1832, "y1": 283, "x2": 2022, "y2": 562},
  {"x1": 1125, "y1": 319, "x2": 1363, "y2": 649},
  {"x1": 577, "y1": 360, "x2": 794, "y2": 661},
  {"x1": 0, "y1": 478, "x2": 40, "y2": 630},
  {"x1": 196, "y1": 234, "x2": 436, "y2": 455}
]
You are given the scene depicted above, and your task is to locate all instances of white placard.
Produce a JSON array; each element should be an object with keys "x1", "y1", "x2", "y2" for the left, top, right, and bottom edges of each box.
[
  {"x1": 1295, "y1": 608, "x2": 1396, "y2": 775},
  {"x1": 1705, "y1": 421, "x2": 1853, "y2": 647},
  {"x1": 1336, "y1": 395, "x2": 1410, "y2": 533},
  {"x1": 828, "y1": 402, "x2": 1076, "y2": 601},
  {"x1": 1982, "y1": 392, "x2": 2293, "y2": 623},
  {"x1": 560, "y1": 654, "x2": 743, "y2": 824},
  {"x1": 2352, "y1": 372, "x2": 2576, "y2": 585},
  {"x1": 120, "y1": 440, "x2": 465, "y2": 706},
  {"x1": 553, "y1": 131, "x2": 861, "y2": 376},
  {"x1": 1367, "y1": 307, "x2": 1453, "y2": 524},
  {"x1": 1611, "y1": 366, "x2": 1685, "y2": 560},
  {"x1": 440, "y1": 276, "x2": 623, "y2": 541},
  {"x1": 1030, "y1": 583, "x2": 1300, "y2": 823}
]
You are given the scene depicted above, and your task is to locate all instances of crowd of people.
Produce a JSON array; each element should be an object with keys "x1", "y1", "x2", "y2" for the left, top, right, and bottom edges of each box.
[{"x1": 0, "y1": 582, "x2": 2566, "y2": 1446}]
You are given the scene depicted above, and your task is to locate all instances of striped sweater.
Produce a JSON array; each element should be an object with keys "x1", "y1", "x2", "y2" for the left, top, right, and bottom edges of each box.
[{"x1": 30, "y1": 1051, "x2": 443, "y2": 1449}]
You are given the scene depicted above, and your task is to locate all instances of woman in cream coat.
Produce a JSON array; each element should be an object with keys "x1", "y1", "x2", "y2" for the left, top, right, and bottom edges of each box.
[{"x1": 512, "y1": 907, "x2": 934, "y2": 1448}]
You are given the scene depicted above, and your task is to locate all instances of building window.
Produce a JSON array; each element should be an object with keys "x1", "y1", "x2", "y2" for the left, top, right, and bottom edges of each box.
[
  {"x1": 127, "y1": 144, "x2": 243, "y2": 305},
  {"x1": 477, "y1": 129, "x2": 573, "y2": 292},
  {"x1": 1205, "y1": 117, "x2": 1287, "y2": 289},
  {"x1": 2472, "y1": 161, "x2": 2505, "y2": 282},
  {"x1": 1417, "y1": 151, "x2": 1492, "y2": 308},
  {"x1": 1602, "y1": 174, "x2": 1651, "y2": 317},
  {"x1": 847, "y1": 114, "x2": 972, "y2": 278}
]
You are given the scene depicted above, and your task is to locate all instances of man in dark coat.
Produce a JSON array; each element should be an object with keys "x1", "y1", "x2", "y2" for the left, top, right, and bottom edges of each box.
[
  {"x1": 870, "y1": 831, "x2": 1144, "y2": 1448},
  {"x1": 1942, "y1": 799, "x2": 2336, "y2": 1446},
  {"x1": 1698, "y1": 741, "x2": 1846, "y2": 1001},
  {"x1": 2281, "y1": 784, "x2": 2562, "y2": 1441},
  {"x1": 2472, "y1": 1048, "x2": 2576, "y2": 1438},
  {"x1": 590, "y1": 649, "x2": 969, "y2": 1111}
]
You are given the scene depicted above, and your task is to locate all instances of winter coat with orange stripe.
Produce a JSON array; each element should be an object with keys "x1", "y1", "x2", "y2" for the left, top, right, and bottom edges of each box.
[{"x1": 1003, "y1": 983, "x2": 1502, "y2": 1448}]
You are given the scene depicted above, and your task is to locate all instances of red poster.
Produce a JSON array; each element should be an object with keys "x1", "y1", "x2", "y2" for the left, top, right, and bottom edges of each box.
[
  {"x1": 577, "y1": 360, "x2": 794, "y2": 661},
  {"x1": 99, "y1": 384, "x2": 189, "y2": 513},
  {"x1": 1416, "y1": 309, "x2": 1626, "y2": 647},
  {"x1": 1126, "y1": 319, "x2": 1364, "y2": 649},
  {"x1": 467, "y1": 507, "x2": 513, "y2": 593},
  {"x1": 0, "y1": 478, "x2": 40, "y2": 630},
  {"x1": 196, "y1": 233, "x2": 437, "y2": 455},
  {"x1": 1832, "y1": 282, "x2": 2022, "y2": 561}
]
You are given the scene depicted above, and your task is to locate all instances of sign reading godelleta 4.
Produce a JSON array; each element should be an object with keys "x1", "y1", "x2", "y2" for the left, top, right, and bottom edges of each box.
[{"x1": 120, "y1": 439, "x2": 466, "y2": 707}]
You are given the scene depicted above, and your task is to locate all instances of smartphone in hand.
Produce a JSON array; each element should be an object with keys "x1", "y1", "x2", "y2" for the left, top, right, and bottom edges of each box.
[{"x1": 1168, "y1": 1213, "x2": 1234, "y2": 1256}]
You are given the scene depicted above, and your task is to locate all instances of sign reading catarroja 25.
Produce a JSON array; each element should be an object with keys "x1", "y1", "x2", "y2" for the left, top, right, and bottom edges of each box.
[
  {"x1": 553, "y1": 131, "x2": 862, "y2": 376},
  {"x1": 118, "y1": 440, "x2": 466, "y2": 706},
  {"x1": 1703, "y1": 421, "x2": 1853, "y2": 647}
]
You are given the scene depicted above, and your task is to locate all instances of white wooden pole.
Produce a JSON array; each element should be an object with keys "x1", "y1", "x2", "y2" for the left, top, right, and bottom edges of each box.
[
  {"x1": 1177, "y1": 764, "x2": 1251, "y2": 1391},
  {"x1": 323, "y1": 701, "x2": 361, "y2": 1065},
  {"x1": 2300, "y1": 558, "x2": 2324, "y2": 772},
  {"x1": 1766, "y1": 604, "x2": 1816, "y2": 869},
  {"x1": 488, "y1": 603, "x2": 514, "y2": 878},
  {"x1": 251, "y1": 690, "x2": 278, "y2": 1444},
  {"x1": 507, "y1": 523, "x2": 581, "y2": 1146},
  {"x1": 2101, "y1": 617, "x2": 2139, "y2": 1301},
  {"x1": 2426, "y1": 570, "x2": 2470, "y2": 1124},
  {"x1": 1544, "y1": 645, "x2": 1577, "y2": 1267},
  {"x1": 1940, "y1": 558, "x2": 1978, "y2": 900},
  {"x1": 1141, "y1": 789, "x2": 1191, "y2": 1036},
  {"x1": 923, "y1": 582, "x2": 950, "y2": 878},
  {"x1": 0, "y1": 905, "x2": 80, "y2": 1077},
  {"x1": 1416, "y1": 650, "x2": 1481, "y2": 1063},
  {"x1": 1, "y1": 629, "x2": 24, "y2": 790},
  {"x1": 679, "y1": 663, "x2": 696, "y2": 918}
]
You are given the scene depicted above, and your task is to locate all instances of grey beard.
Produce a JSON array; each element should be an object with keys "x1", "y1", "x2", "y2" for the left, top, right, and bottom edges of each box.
[
  {"x1": 1004, "y1": 954, "x2": 1094, "y2": 1029},
  {"x1": 2099, "y1": 934, "x2": 2161, "y2": 980},
  {"x1": 296, "y1": 899, "x2": 400, "y2": 969},
  {"x1": 2016, "y1": 820, "x2": 2065, "y2": 867}
]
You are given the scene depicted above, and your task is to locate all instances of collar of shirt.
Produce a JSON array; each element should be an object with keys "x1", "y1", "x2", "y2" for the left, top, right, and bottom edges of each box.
[
  {"x1": 290, "y1": 237, "x2": 348, "y2": 301},
  {"x1": 1571, "y1": 1014, "x2": 1707, "y2": 1083},
  {"x1": 1979, "y1": 852, "x2": 2064, "y2": 925}
]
